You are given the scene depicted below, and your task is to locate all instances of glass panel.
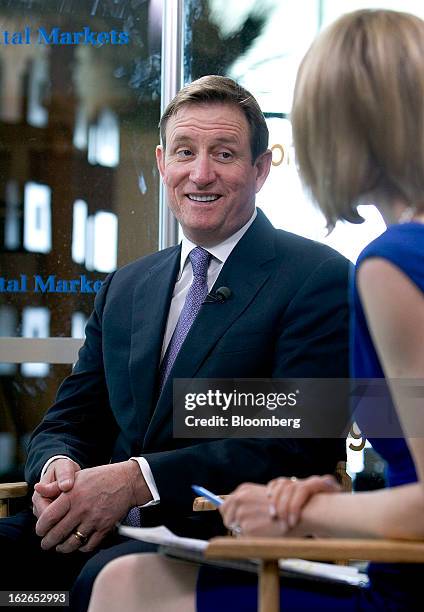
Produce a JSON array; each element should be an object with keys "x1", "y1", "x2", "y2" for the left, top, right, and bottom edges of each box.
[
  {"x1": 183, "y1": 0, "x2": 423, "y2": 265},
  {"x1": 0, "y1": 0, "x2": 163, "y2": 479},
  {"x1": 0, "y1": 0, "x2": 162, "y2": 340}
]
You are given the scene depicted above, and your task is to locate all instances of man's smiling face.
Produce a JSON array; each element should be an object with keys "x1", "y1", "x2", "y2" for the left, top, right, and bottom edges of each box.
[{"x1": 156, "y1": 102, "x2": 271, "y2": 246}]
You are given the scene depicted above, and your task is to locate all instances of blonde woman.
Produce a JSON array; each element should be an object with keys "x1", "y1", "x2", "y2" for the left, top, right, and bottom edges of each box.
[{"x1": 89, "y1": 9, "x2": 424, "y2": 611}]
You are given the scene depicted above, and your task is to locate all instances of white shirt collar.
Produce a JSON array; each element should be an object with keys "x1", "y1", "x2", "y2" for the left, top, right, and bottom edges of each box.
[{"x1": 179, "y1": 209, "x2": 257, "y2": 273}]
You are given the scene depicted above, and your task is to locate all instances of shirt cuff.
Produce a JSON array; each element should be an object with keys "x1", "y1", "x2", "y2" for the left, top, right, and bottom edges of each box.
[
  {"x1": 41, "y1": 455, "x2": 79, "y2": 478},
  {"x1": 130, "y1": 457, "x2": 160, "y2": 507}
]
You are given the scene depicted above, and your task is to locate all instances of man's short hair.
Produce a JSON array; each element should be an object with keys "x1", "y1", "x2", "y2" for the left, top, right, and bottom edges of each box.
[
  {"x1": 159, "y1": 75, "x2": 269, "y2": 162},
  {"x1": 292, "y1": 9, "x2": 424, "y2": 229}
]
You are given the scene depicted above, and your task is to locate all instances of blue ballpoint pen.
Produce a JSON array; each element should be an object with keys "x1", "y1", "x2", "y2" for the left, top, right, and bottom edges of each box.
[{"x1": 192, "y1": 484, "x2": 224, "y2": 507}]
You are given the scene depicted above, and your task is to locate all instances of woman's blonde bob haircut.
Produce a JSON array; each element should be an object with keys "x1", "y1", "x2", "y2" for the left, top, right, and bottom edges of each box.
[{"x1": 292, "y1": 9, "x2": 424, "y2": 229}]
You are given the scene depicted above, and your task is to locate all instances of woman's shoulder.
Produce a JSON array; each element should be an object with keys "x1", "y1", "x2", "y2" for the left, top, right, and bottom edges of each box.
[{"x1": 356, "y1": 223, "x2": 424, "y2": 281}]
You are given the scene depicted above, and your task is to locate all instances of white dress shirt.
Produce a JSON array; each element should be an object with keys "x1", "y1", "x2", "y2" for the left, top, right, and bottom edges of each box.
[{"x1": 43, "y1": 210, "x2": 257, "y2": 509}]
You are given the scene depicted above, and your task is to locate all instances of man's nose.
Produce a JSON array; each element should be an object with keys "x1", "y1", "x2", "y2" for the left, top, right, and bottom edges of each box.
[{"x1": 189, "y1": 154, "x2": 216, "y2": 185}]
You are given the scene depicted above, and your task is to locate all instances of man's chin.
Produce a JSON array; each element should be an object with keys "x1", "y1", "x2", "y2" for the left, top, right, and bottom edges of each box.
[{"x1": 182, "y1": 223, "x2": 225, "y2": 247}]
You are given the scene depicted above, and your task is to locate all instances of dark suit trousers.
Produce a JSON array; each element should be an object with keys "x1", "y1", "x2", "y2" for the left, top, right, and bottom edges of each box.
[{"x1": 0, "y1": 510, "x2": 157, "y2": 611}]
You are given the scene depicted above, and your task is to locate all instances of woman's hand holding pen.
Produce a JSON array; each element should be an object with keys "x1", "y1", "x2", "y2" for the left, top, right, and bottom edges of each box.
[{"x1": 220, "y1": 483, "x2": 287, "y2": 536}]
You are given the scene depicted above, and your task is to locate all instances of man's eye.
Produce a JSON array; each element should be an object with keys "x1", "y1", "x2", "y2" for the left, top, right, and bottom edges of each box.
[
  {"x1": 217, "y1": 151, "x2": 233, "y2": 160},
  {"x1": 176, "y1": 149, "x2": 193, "y2": 157}
]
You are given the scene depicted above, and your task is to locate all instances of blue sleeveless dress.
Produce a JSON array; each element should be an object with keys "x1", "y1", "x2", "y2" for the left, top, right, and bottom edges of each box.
[{"x1": 197, "y1": 223, "x2": 423, "y2": 611}]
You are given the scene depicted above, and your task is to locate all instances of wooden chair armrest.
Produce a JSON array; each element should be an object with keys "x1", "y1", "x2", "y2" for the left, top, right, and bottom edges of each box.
[
  {"x1": 0, "y1": 482, "x2": 28, "y2": 500},
  {"x1": 193, "y1": 495, "x2": 228, "y2": 511},
  {"x1": 0, "y1": 482, "x2": 29, "y2": 518},
  {"x1": 205, "y1": 536, "x2": 424, "y2": 563}
]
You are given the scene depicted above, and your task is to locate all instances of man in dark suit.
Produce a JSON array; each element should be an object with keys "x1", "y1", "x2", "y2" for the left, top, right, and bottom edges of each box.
[{"x1": 0, "y1": 76, "x2": 349, "y2": 608}]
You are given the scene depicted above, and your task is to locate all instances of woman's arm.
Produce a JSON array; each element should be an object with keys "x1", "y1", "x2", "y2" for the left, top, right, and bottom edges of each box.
[
  {"x1": 299, "y1": 482, "x2": 424, "y2": 539},
  {"x1": 357, "y1": 257, "x2": 424, "y2": 483},
  {"x1": 220, "y1": 480, "x2": 424, "y2": 540},
  {"x1": 302, "y1": 257, "x2": 424, "y2": 539},
  {"x1": 294, "y1": 257, "x2": 424, "y2": 539}
]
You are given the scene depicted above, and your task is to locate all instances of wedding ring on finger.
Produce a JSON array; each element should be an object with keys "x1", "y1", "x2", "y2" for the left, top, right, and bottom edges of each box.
[
  {"x1": 73, "y1": 530, "x2": 88, "y2": 546},
  {"x1": 290, "y1": 476, "x2": 298, "y2": 482}
]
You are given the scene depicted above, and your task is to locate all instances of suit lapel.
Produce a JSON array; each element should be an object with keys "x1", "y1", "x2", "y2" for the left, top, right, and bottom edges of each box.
[
  {"x1": 143, "y1": 210, "x2": 277, "y2": 446},
  {"x1": 128, "y1": 246, "x2": 181, "y2": 437}
]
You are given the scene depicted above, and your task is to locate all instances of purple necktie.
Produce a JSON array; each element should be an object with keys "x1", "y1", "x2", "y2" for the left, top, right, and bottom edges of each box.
[
  {"x1": 124, "y1": 247, "x2": 210, "y2": 527},
  {"x1": 159, "y1": 246, "x2": 211, "y2": 389}
]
